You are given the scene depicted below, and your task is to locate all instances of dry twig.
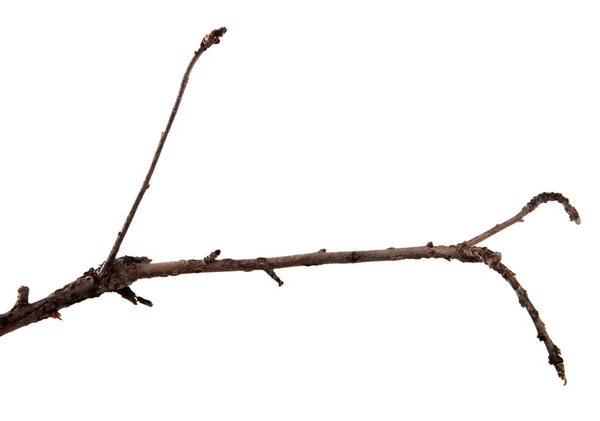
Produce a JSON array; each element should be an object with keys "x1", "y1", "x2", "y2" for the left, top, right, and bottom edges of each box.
[
  {"x1": 0, "y1": 27, "x2": 579, "y2": 385},
  {"x1": 98, "y1": 27, "x2": 227, "y2": 278},
  {"x1": 466, "y1": 192, "x2": 580, "y2": 247}
]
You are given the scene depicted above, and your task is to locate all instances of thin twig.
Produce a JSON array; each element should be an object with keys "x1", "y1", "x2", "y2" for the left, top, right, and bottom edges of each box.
[
  {"x1": 0, "y1": 23, "x2": 581, "y2": 384},
  {"x1": 466, "y1": 192, "x2": 580, "y2": 247},
  {"x1": 457, "y1": 244, "x2": 567, "y2": 384},
  {"x1": 98, "y1": 27, "x2": 227, "y2": 278}
]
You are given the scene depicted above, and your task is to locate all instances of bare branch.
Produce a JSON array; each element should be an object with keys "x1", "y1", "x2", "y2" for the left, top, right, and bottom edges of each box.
[
  {"x1": 0, "y1": 191, "x2": 579, "y2": 383},
  {"x1": 0, "y1": 27, "x2": 580, "y2": 385},
  {"x1": 98, "y1": 27, "x2": 227, "y2": 278},
  {"x1": 0, "y1": 245, "x2": 455, "y2": 338},
  {"x1": 466, "y1": 192, "x2": 580, "y2": 247},
  {"x1": 457, "y1": 244, "x2": 567, "y2": 384}
]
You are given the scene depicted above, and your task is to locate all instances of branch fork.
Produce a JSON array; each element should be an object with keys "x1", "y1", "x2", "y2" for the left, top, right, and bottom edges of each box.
[{"x1": 0, "y1": 27, "x2": 580, "y2": 385}]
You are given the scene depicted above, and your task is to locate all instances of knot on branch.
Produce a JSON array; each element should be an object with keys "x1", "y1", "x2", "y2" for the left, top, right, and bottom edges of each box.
[
  {"x1": 42, "y1": 311, "x2": 62, "y2": 321},
  {"x1": 456, "y1": 243, "x2": 501, "y2": 267},
  {"x1": 457, "y1": 243, "x2": 516, "y2": 284},
  {"x1": 12, "y1": 286, "x2": 30, "y2": 309},
  {"x1": 473, "y1": 247, "x2": 502, "y2": 268},
  {"x1": 104, "y1": 256, "x2": 152, "y2": 291},
  {"x1": 204, "y1": 249, "x2": 221, "y2": 264},
  {"x1": 83, "y1": 267, "x2": 101, "y2": 284}
]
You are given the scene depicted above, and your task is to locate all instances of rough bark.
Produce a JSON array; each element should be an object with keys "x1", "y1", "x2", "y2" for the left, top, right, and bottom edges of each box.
[
  {"x1": 0, "y1": 192, "x2": 579, "y2": 384},
  {"x1": 0, "y1": 27, "x2": 580, "y2": 385}
]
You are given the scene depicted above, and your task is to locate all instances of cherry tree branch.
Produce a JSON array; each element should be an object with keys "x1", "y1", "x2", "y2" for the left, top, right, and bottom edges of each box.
[
  {"x1": 98, "y1": 27, "x2": 227, "y2": 278},
  {"x1": 456, "y1": 243, "x2": 567, "y2": 384},
  {"x1": 0, "y1": 29, "x2": 580, "y2": 385},
  {"x1": 466, "y1": 192, "x2": 580, "y2": 247},
  {"x1": 0, "y1": 192, "x2": 579, "y2": 384}
]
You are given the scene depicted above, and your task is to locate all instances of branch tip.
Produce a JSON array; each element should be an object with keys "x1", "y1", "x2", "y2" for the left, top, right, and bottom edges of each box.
[
  {"x1": 201, "y1": 27, "x2": 227, "y2": 49},
  {"x1": 548, "y1": 347, "x2": 566, "y2": 385},
  {"x1": 117, "y1": 287, "x2": 153, "y2": 307},
  {"x1": 204, "y1": 249, "x2": 221, "y2": 264},
  {"x1": 458, "y1": 243, "x2": 567, "y2": 383},
  {"x1": 524, "y1": 192, "x2": 581, "y2": 225},
  {"x1": 263, "y1": 267, "x2": 284, "y2": 287},
  {"x1": 466, "y1": 191, "x2": 580, "y2": 247},
  {"x1": 14, "y1": 286, "x2": 30, "y2": 308},
  {"x1": 137, "y1": 296, "x2": 154, "y2": 307}
]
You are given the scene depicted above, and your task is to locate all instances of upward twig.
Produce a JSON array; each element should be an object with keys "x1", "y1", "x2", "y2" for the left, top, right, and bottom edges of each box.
[
  {"x1": 466, "y1": 192, "x2": 581, "y2": 247},
  {"x1": 98, "y1": 27, "x2": 227, "y2": 278}
]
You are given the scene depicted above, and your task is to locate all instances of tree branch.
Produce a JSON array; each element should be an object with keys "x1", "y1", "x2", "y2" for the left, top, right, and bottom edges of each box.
[
  {"x1": 456, "y1": 243, "x2": 567, "y2": 384},
  {"x1": 98, "y1": 27, "x2": 227, "y2": 278},
  {"x1": 0, "y1": 192, "x2": 579, "y2": 384},
  {"x1": 0, "y1": 28, "x2": 580, "y2": 385},
  {"x1": 466, "y1": 192, "x2": 581, "y2": 247}
]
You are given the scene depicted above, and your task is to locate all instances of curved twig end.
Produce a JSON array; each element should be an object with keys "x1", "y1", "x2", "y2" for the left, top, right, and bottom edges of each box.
[{"x1": 524, "y1": 192, "x2": 581, "y2": 225}]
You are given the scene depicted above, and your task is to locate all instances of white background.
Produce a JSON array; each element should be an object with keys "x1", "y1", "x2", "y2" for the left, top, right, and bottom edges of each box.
[{"x1": 0, "y1": 1, "x2": 598, "y2": 420}]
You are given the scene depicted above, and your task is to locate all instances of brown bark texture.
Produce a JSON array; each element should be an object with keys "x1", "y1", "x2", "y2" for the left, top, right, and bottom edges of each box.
[{"x1": 0, "y1": 28, "x2": 580, "y2": 385}]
